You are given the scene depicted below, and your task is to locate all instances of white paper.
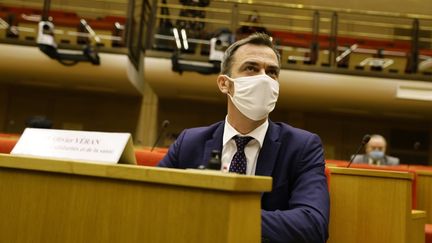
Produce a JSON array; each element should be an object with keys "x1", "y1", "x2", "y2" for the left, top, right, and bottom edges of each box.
[{"x1": 11, "y1": 128, "x2": 133, "y2": 164}]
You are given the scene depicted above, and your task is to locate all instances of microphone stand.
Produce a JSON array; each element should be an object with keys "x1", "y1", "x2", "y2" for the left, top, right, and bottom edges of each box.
[
  {"x1": 151, "y1": 120, "x2": 170, "y2": 152},
  {"x1": 347, "y1": 134, "x2": 371, "y2": 168}
]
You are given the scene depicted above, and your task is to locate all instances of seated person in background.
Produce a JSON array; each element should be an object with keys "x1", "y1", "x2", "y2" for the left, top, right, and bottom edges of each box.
[
  {"x1": 352, "y1": 134, "x2": 399, "y2": 165},
  {"x1": 158, "y1": 33, "x2": 329, "y2": 243}
]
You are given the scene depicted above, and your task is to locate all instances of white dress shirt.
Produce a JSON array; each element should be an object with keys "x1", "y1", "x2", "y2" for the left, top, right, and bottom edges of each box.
[{"x1": 221, "y1": 117, "x2": 269, "y2": 175}]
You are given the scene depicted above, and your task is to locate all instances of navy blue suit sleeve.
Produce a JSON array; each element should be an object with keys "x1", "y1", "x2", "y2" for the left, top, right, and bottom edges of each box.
[
  {"x1": 157, "y1": 129, "x2": 187, "y2": 168},
  {"x1": 261, "y1": 134, "x2": 330, "y2": 243}
]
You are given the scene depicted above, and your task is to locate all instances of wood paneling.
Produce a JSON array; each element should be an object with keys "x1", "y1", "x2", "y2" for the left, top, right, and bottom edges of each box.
[
  {"x1": 2, "y1": 85, "x2": 141, "y2": 134},
  {"x1": 327, "y1": 166, "x2": 426, "y2": 243},
  {"x1": 156, "y1": 98, "x2": 432, "y2": 164},
  {"x1": 0, "y1": 154, "x2": 271, "y2": 243},
  {"x1": 416, "y1": 170, "x2": 432, "y2": 223},
  {"x1": 0, "y1": 85, "x2": 8, "y2": 131}
]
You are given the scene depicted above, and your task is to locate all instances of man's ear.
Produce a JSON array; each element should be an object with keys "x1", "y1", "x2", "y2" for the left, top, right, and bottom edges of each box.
[{"x1": 217, "y1": 75, "x2": 230, "y2": 94}]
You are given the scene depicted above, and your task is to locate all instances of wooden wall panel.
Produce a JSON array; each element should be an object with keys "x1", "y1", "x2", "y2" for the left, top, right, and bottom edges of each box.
[
  {"x1": 157, "y1": 99, "x2": 432, "y2": 164},
  {"x1": 1, "y1": 85, "x2": 141, "y2": 134}
]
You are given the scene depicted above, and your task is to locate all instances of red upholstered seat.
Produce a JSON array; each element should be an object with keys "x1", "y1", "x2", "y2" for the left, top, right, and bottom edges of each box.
[
  {"x1": 325, "y1": 159, "x2": 349, "y2": 167},
  {"x1": 324, "y1": 167, "x2": 331, "y2": 190},
  {"x1": 0, "y1": 138, "x2": 18, "y2": 154},
  {"x1": 151, "y1": 147, "x2": 169, "y2": 154},
  {"x1": 409, "y1": 165, "x2": 432, "y2": 171},
  {"x1": 134, "y1": 149, "x2": 166, "y2": 167},
  {"x1": 0, "y1": 133, "x2": 20, "y2": 138}
]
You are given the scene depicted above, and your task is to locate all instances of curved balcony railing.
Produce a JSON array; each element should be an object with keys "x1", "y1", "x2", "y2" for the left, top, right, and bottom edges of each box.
[
  {"x1": 149, "y1": 0, "x2": 432, "y2": 79},
  {"x1": 0, "y1": 1, "x2": 127, "y2": 47},
  {"x1": 0, "y1": 0, "x2": 431, "y2": 78},
  {"x1": 0, "y1": 0, "x2": 152, "y2": 68}
]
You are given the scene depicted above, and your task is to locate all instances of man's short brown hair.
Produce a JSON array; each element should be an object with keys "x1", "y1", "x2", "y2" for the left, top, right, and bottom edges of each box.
[{"x1": 220, "y1": 32, "x2": 281, "y2": 75}]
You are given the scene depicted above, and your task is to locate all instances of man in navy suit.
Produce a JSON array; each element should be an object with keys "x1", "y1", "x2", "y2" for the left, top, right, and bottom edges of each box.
[{"x1": 158, "y1": 33, "x2": 329, "y2": 243}]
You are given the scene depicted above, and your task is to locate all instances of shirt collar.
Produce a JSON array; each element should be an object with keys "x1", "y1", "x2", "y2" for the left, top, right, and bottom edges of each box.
[{"x1": 222, "y1": 116, "x2": 269, "y2": 148}]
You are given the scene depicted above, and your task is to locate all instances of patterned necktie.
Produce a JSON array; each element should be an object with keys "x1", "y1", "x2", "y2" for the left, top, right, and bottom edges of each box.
[{"x1": 229, "y1": 136, "x2": 253, "y2": 174}]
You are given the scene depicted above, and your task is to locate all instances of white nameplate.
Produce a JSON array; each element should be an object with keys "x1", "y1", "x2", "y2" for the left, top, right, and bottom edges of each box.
[{"x1": 11, "y1": 128, "x2": 136, "y2": 165}]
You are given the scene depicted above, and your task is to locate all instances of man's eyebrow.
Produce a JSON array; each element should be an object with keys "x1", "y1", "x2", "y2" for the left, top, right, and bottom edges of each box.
[
  {"x1": 237, "y1": 61, "x2": 280, "y2": 73},
  {"x1": 267, "y1": 65, "x2": 280, "y2": 74},
  {"x1": 239, "y1": 61, "x2": 260, "y2": 68},
  {"x1": 267, "y1": 65, "x2": 280, "y2": 71}
]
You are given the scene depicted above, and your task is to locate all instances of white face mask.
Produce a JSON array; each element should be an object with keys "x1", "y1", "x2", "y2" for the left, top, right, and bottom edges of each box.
[{"x1": 224, "y1": 74, "x2": 279, "y2": 121}]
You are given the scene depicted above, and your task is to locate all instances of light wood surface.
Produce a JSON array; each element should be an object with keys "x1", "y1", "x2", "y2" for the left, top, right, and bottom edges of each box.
[
  {"x1": 327, "y1": 166, "x2": 425, "y2": 243},
  {"x1": 409, "y1": 210, "x2": 428, "y2": 243},
  {"x1": 0, "y1": 154, "x2": 272, "y2": 243},
  {"x1": 415, "y1": 169, "x2": 432, "y2": 223},
  {"x1": 327, "y1": 166, "x2": 414, "y2": 179}
]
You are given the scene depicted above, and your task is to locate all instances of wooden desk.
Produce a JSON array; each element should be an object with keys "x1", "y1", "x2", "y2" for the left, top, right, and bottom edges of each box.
[
  {"x1": 327, "y1": 166, "x2": 426, "y2": 243},
  {"x1": 415, "y1": 169, "x2": 432, "y2": 223},
  {"x1": 0, "y1": 154, "x2": 272, "y2": 243}
]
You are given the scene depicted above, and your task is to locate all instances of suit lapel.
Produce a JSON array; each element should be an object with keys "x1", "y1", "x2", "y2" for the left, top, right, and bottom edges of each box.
[
  {"x1": 255, "y1": 121, "x2": 281, "y2": 176},
  {"x1": 201, "y1": 120, "x2": 281, "y2": 175},
  {"x1": 203, "y1": 122, "x2": 224, "y2": 165}
]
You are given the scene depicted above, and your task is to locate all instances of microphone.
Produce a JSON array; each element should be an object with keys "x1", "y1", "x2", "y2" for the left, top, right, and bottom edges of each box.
[
  {"x1": 347, "y1": 134, "x2": 371, "y2": 168},
  {"x1": 151, "y1": 120, "x2": 170, "y2": 152}
]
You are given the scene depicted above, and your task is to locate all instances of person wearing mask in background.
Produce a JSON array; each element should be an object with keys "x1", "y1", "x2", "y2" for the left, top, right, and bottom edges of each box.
[
  {"x1": 158, "y1": 33, "x2": 329, "y2": 243},
  {"x1": 352, "y1": 134, "x2": 400, "y2": 165}
]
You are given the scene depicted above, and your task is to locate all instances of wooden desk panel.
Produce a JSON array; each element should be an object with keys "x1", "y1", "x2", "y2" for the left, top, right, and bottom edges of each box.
[
  {"x1": 410, "y1": 210, "x2": 428, "y2": 243},
  {"x1": 0, "y1": 154, "x2": 272, "y2": 243},
  {"x1": 327, "y1": 167, "x2": 425, "y2": 243},
  {"x1": 416, "y1": 170, "x2": 432, "y2": 223}
]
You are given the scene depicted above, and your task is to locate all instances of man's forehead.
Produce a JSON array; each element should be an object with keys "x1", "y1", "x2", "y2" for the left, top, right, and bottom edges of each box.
[
  {"x1": 233, "y1": 45, "x2": 278, "y2": 62},
  {"x1": 234, "y1": 44, "x2": 277, "y2": 60},
  {"x1": 369, "y1": 138, "x2": 385, "y2": 145}
]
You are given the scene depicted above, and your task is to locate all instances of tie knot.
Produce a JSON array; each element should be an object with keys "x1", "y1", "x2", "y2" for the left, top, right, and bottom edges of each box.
[{"x1": 233, "y1": 136, "x2": 253, "y2": 151}]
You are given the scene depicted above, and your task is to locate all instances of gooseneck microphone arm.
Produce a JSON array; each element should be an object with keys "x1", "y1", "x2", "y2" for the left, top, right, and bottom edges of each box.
[
  {"x1": 347, "y1": 134, "x2": 371, "y2": 168},
  {"x1": 151, "y1": 120, "x2": 170, "y2": 152}
]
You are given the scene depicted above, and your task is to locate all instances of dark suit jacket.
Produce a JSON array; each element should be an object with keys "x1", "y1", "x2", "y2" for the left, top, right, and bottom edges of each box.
[{"x1": 158, "y1": 120, "x2": 329, "y2": 243}]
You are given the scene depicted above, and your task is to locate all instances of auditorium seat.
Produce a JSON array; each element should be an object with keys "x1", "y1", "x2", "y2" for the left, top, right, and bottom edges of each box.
[
  {"x1": 0, "y1": 138, "x2": 18, "y2": 154},
  {"x1": 325, "y1": 167, "x2": 331, "y2": 190},
  {"x1": 0, "y1": 4, "x2": 126, "y2": 47},
  {"x1": 409, "y1": 165, "x2": 432, "y2": 171},
  {"x1": 151, "y1": 147, "x2": 169, "y2": 154},
  {"x1": 134, "y1": 149, "x2": 166, "y2": 167},
  {"x1": 272, "y1": 30, "x2": 412, "y2": 51},
  {"x1": 0, "y1": 133, "x2": 20, "y2": 138},
  {"x1": 325, "y1": 159, "x2": 349, "y2": 167}
]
